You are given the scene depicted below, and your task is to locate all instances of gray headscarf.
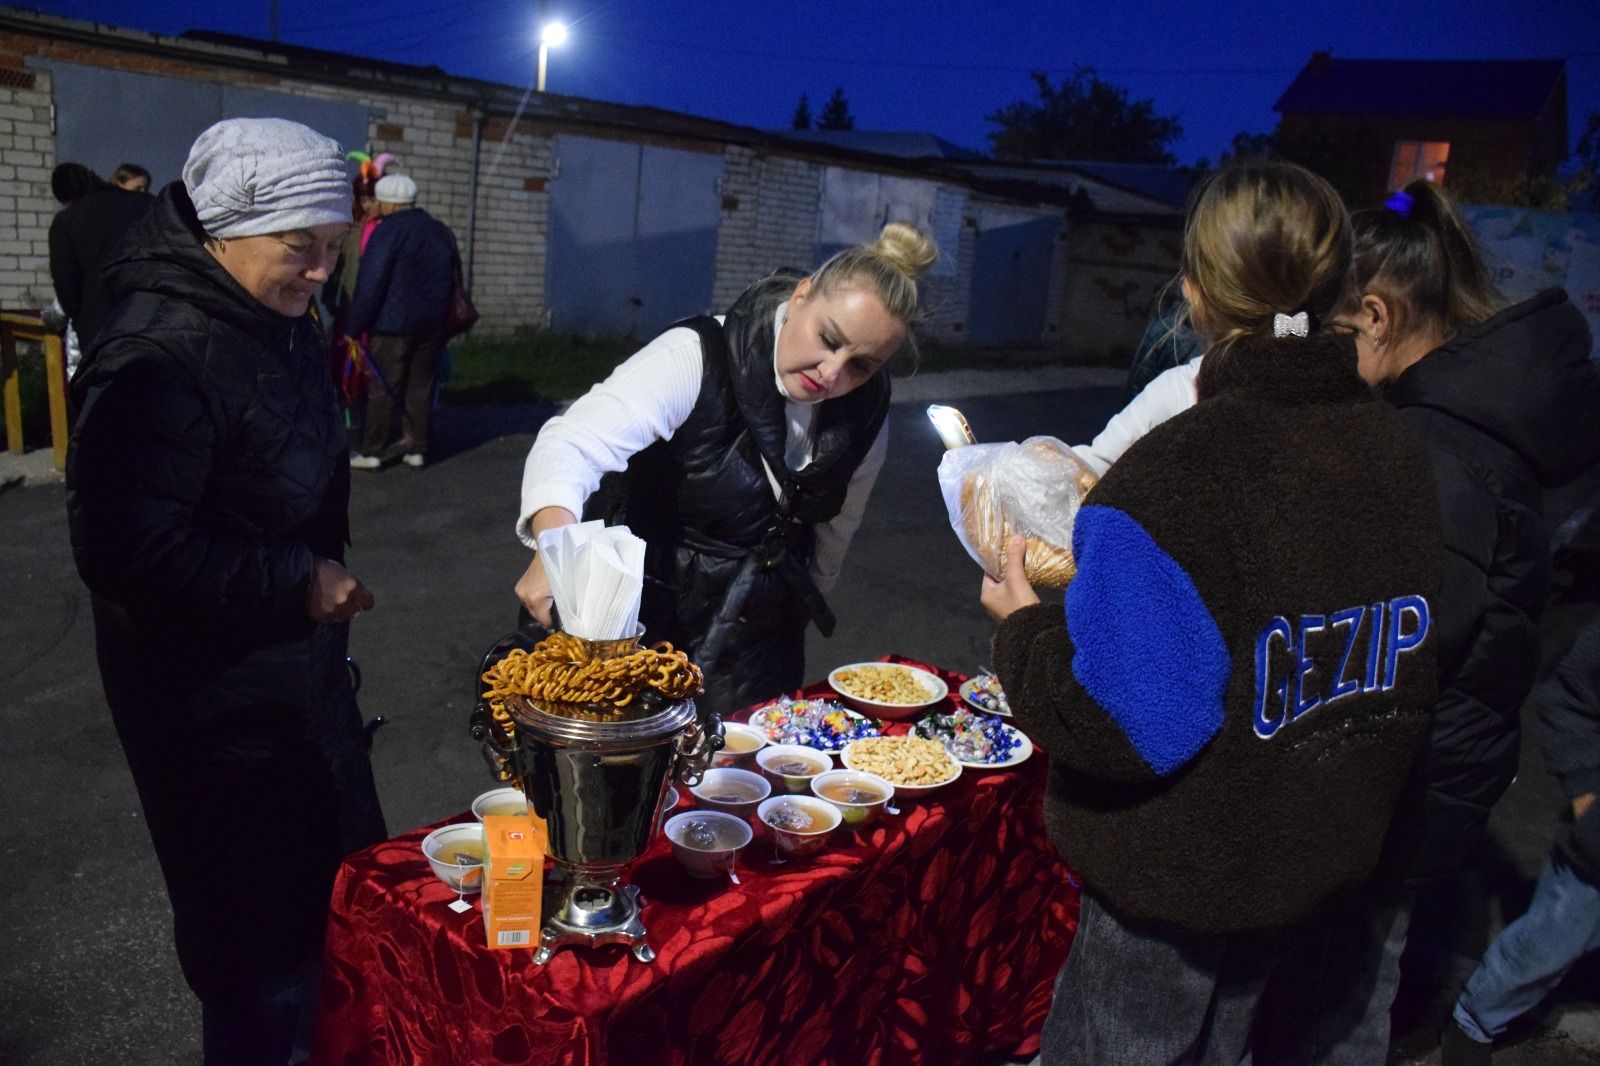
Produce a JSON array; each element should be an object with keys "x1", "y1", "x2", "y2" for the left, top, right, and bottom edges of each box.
[{"x1": 182, "y1": 117, "x2": 352, "y2": 240}]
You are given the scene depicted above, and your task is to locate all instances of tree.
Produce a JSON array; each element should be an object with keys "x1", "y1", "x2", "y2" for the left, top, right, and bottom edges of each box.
[
  {"x1": 817, "y1": 87, "x2": 855, "y2": 131},
  {"x1": 986, "y1": 68, "x2": 1181, "y2": 164},
  {"x1": 1220, "y1": 130, "x2": 1275, "y2": 165},
  {"x1": 791, "y1": 93, "x2": 812, "y2": 131}
]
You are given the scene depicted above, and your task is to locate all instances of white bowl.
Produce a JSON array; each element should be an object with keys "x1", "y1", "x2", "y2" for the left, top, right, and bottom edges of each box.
[
  {"x1": 810, "y1": 769, "x2": 896, "y2": 827},
  {"x1": 710, "y1": 722, "x2": 769, "y2": 768},
  {"x1": 757, "y1": 795, "x2": 842, "y2": 858},
  {"x1": 840, "y1": 737, "x2": 962, "y2": 799},
  {"x1": 828, "y1": 662, "x2": 949, "y2": 721},
  {"x1": 665, "y1": 811, "x2": 753, "y2": 879},
  {"x1": 421, "y1": 823, "x2": 486, "y2": 894},
  {"x1": 755, "y1": 744, "x2": 833, "y2": 794},
  {"x1": 690, "y1": 767, "x2": 772, "y2": 818},
  {"x1": 471, "y1": 787, "x2": 530, "y2": 820}
]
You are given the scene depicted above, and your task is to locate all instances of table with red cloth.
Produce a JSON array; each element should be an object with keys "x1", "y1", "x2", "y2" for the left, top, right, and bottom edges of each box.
[{"x1": 311, "y1": 659, "x2": 1080, "y2": 1065}]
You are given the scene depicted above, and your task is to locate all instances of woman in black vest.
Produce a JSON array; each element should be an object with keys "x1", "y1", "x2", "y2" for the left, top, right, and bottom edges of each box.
[{"x1": 514, "y1": 222, "x2": 937, "y2": 716}]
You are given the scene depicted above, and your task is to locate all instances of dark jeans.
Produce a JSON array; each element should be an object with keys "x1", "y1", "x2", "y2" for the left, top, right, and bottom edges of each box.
[
  {"x1": 1253, "y1": 886, "x2": 1415, "y2": 1065},
  {"x1": 1042, "y1": 890, "x2": 1288, "y2": 1065},
  {"x1": 361, "y1": 331, "x2": 444, "y2": 458}
]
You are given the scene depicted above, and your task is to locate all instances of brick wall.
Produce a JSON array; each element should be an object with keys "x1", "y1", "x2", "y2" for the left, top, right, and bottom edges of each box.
[
  {"x1": 0, "y1": 37, "x2": 56, "y2": 310},
  {"x1": 710, "y1": 148, "x2": 822, "y2": 311},
  {"x1": 0, "y1": 20, "x2": 1088, "y2": 349}
]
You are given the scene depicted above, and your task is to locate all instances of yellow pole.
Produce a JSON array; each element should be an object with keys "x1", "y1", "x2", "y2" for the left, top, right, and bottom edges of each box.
[
  {"x1": 44, "y1": 332, "x2": 67, "y2": 470},
  {"x1": 2, "y1": 325, "x2": 21, "y2": 456}
]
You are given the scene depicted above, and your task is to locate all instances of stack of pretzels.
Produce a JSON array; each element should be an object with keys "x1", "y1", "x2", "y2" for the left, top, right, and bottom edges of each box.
[{"x1": 482, "y1": 630, "x2": 704, "y2": 719}]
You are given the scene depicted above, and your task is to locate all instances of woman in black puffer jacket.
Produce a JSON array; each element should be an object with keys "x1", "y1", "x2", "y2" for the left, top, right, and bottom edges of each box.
[
  {"x1": 1257, "y1": 182, "x2": 1600, "y2": 1063},
  {"x1": 67, "y1": 118, "x2": 386, "y2": 1065}
]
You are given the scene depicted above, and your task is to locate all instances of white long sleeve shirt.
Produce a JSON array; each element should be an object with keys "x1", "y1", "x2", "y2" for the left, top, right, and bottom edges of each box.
[
  {"x1": 518, "y1": 306, "x2": 888, "y2": 593},
  {"x1": 1070, "y1": 357, "x2": 1203, "y2": 475}
]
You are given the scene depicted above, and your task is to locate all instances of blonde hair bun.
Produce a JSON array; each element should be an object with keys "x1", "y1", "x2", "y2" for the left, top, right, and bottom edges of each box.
[{"x1": 874, "y1": 221, "x2": 938, "y2": 281}]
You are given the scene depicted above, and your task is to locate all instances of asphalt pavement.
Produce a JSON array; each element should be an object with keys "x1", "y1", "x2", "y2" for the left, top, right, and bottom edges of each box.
[{"x1": 2, "y1": 369, "x2": 1597, "y2": 1064}]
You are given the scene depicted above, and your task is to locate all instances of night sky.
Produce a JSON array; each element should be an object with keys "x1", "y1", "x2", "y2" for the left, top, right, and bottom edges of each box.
[{"x1": 24, "y1": 0, "x2": 1600, "y2": 166}]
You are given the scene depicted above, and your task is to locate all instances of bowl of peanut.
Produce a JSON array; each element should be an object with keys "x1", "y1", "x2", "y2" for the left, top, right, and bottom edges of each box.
[
  {"x1": 827, "y1": 662, "x2": 948, "y2": 721},
  {"x1": 840, "y1": 735, "x2": 961, "y2": 798}
]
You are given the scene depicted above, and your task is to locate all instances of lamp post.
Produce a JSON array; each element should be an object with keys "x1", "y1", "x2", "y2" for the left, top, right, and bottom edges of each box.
[{"x1": 537, "y1": 21, "x2": 568, "y2": 93}]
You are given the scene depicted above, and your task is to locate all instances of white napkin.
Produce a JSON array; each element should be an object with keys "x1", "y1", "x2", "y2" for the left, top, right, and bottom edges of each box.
[{"x1": 536, "y1": 521, "x2": 646, "y2": 640}]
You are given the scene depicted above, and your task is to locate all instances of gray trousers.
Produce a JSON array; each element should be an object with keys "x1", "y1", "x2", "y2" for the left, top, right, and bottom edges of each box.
[{"x1": 1043, "y1": 891, "x2": 1289, "y2": 1066}]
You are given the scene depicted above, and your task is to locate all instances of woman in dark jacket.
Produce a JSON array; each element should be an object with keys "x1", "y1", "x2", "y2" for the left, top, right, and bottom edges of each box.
[
  {"x1": 67, "y1": 117, "x2": 386, "y2": 1065},
  {"x1": 1256, "y1": 181, "x2": 1600, "y2": 1062},
  {"x1": 513, "y1": 223, "x2": 938, "y2": 717}
]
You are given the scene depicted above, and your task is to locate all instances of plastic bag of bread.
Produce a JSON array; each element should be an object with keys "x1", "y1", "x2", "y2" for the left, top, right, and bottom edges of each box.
[{"x1": 936, "y1": 436, "x2": 1098, "y2": 587}]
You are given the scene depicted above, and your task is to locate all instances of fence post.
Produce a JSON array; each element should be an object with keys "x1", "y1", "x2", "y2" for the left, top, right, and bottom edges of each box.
[
  {"x1": 2, "y1": 326, "x2": 20, "y2": 456},
  {"x1": 44, "y1": 332, "x2": 67, "y2": 470}
]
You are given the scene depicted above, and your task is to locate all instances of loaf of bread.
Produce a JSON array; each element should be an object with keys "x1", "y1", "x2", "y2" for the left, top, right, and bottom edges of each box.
[{"x1": 958, "y1": 439, "x2": 1097, "y2": 588}]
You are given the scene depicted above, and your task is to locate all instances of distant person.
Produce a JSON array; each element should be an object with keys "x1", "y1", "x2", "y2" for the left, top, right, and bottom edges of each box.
[
  {"x1": 324, "y1": 152, "x2": 390, "y2": 430},
  {"x1": 1440, "y1": 609, "x2": 1600, "y2": 1064},
  {"x1": 1124, "y1": 278, "x2": 1201, "y2": 396},
  {"x1": 113, "y1": 162, "x2": 151, "y2": 193},
  {"x1": 47, "y1": 161, "x2": 152, "y2": 371},
  {"x1": 345, "y1": 173, "x2": 457, "y2": 470},
  {"x1": 67, "y1": 117, "x2": 385, "y2": 1065}
]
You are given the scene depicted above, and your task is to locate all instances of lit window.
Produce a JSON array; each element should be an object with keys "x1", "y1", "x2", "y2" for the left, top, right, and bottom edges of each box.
[{"x1": 1389, "y1": 141, "x2": 1450, "y2": 188}]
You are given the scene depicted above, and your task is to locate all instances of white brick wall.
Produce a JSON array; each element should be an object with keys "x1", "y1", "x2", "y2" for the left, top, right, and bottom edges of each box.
[
  {"x1": 711, "y1": 149, "x2": 823, "y2": 311},
  {"x1": 0, "y1": 66, "x2": 56, "y2": 311}
]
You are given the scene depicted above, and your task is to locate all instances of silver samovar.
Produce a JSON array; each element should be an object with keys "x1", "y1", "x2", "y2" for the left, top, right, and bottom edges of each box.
[{"x1": 473, "y1": 632, "x2": 722, "y2": 964}]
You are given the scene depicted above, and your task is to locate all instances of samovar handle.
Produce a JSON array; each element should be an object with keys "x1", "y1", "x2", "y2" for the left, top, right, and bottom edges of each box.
[{"x1": 672, "y1": 713, "x2": 725, "y2": 788}]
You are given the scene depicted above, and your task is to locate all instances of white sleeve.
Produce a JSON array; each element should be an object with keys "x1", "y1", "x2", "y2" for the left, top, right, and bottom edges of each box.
[
  {"x1": 1070, "y1": 357, "x2": 1204, "y2": 476},
  {"x1": 809, "y1": 420, "x2": 889, "y2": 593},
  {"x1": 516, "y1": 327, "x2": 705, "y2": 546}
]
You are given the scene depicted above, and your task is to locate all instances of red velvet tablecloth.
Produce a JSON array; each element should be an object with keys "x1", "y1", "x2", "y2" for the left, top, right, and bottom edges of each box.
[{"x1": 311, "y1": 659, "x2": 1079, "y2": 1065}]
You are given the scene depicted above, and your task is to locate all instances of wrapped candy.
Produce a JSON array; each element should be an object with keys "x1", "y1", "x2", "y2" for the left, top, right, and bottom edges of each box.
[
  {"x1": 751, "y1": 697, "x2": 881, "y2": 751},
  {"x1": 914, "y1": 708, "x2": 1024, "y2": 764}
]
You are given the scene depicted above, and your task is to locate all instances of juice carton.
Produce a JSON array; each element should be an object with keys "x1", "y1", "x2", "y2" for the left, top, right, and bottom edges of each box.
[{"x1": 482, "y1": 812, "x2": 546, "y2": 951}]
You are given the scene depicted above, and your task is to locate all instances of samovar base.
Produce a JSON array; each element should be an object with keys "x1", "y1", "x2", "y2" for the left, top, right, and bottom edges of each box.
[{"x1": 533, "y1": 880, "x2": 654, "y2": 965}]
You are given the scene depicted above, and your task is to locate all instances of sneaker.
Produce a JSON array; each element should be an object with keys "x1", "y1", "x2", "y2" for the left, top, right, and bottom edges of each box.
[
  {"x1": 402, "y1": 453, "x2": 425, "y2": 468},
  {"x1": 349, "y1": 453, "x2": 382, "y2": 470},
  {"x1": 1440, "y1": 1021, "x2": 1492, "y2": 1066}
]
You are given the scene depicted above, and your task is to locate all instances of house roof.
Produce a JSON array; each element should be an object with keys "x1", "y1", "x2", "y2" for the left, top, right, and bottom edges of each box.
[
  {"x1": 1036, "y1": 161, "x2": 1197, "y2": 209},
  {"x1": 771, "y1": 129, "x2": 984, "y2": 161},
  {"x1": 1275, "y1": 53, "x2": 1565, "y2": 121}
]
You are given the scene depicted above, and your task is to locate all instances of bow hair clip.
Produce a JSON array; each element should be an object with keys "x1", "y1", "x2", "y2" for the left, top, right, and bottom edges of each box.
[{"x1": 1273, "y1": 311, "x2": 1310, "y2": 338}]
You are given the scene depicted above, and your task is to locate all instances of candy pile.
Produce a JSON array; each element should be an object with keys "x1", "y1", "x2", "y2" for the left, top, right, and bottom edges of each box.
[
  {"x1": 914, "y1": 708, "x2": 1023, "y2": 765},
  {"x1": 964, "y1": 674, "x2": 1010, "y2": 716},
  {"x1": 751, "y1": 697, "x2": 881, "y2": 752}
]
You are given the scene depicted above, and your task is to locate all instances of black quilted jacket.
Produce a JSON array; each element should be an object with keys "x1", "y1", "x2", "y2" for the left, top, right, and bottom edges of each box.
[
  {"x1": 65, "y1": 182, "x2": 384, "y2": 1002},
  {"x1": 69, "y1": 181, "x2": 348, "y2": 640},
  {"x1": 1377, "y1": 288, "x2": 1600, "y2": 880},
  {"x1": 585, "y1": 273, "x2": 888, "y2": 718}
]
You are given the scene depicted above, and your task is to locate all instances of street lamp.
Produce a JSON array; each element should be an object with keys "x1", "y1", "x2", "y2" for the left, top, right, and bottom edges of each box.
[{"x1": 537, "y1": 21, "x2": 568, "y2": 93}]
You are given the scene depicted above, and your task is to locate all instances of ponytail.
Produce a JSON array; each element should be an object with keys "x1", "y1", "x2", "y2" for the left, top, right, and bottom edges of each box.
[{"x1": 1351, "y1": 180, "x2": 1503, "y2": 343}]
